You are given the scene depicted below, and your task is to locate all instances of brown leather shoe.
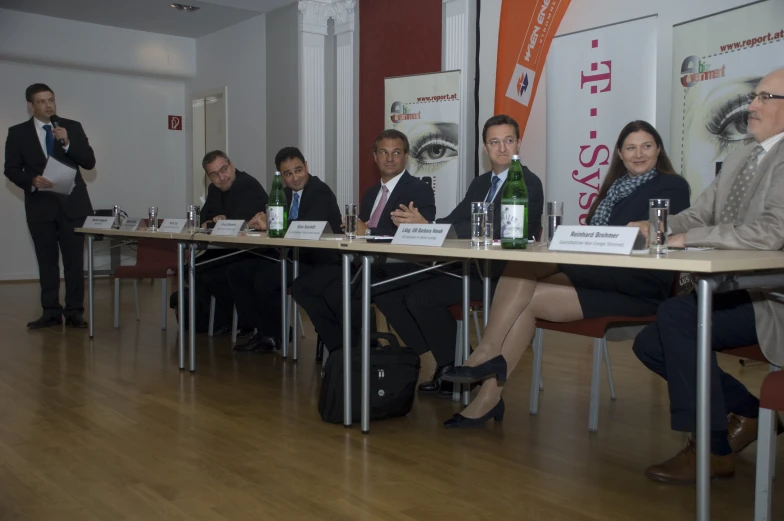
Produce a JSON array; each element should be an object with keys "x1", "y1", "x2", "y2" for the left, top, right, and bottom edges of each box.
[
  {"x1": 727, "y1": 412, "x2": 784, "y2": 454},
  {"x1": 644, "y1": 439, "x2": 735, "y2": 484}
]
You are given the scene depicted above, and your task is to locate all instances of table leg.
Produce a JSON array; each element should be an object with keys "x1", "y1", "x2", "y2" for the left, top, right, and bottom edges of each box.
[
  {"x1": 696, "y1": 277, "x2": 715, "y2": 521},
  {"x1": 281, "y1": 248, "x2": 289, "y2": 358},
  {"x1": 88, "y1": 235, "x2": 95, "y2": 338},
  {"x1": 177, "y1": 242, "x2": 185, "y2": 370},
  {"x1": 342, "y1": 253, "x2": 352, "y2": 427},
  {"x1": 292, "y1": 248, "x2": 299, "y2": 361},
  {"x1": 462, "y1": 259, "x2": 471, "y2": 406},
  {"x1": 188, "y1": 243, "x2": 196, "y2": 373},
  {"x1": 483, "y1": 259, "x2": 491, "y2": 327},
  {"x1": 361, "y1": 254, "x2": 372, "y2": 434}
]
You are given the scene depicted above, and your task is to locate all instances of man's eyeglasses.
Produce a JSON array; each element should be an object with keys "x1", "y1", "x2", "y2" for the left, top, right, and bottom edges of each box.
[
  {"x1": 486, "y1": 137, "x2": 518, "y2": 148},
  {"x1": 748, "y1": 91, "x2": 784, "y2": 104},
  {"x1": 207, "y1": 162, "x2": 231, "y2": 179}
]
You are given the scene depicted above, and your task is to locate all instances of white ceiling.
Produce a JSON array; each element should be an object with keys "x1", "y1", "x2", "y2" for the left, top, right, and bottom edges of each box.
[{"x1": 0, "y1": 0, "x2": 299, "y2": 38}]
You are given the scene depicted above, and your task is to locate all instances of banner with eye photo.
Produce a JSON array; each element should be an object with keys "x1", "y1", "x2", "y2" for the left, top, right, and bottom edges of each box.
[
  {"x1": 671, "y1": 0, "x2": 784, "y2": 196},
  {"x1": 385, "y1": 71, "x2": 461, "y2": 217}
]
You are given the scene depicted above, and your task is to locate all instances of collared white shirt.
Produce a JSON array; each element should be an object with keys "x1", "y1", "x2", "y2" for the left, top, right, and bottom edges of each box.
[
  {"x1": 758, "y1": 131, "x2": 784, "y2": 163},
  {"x1": 33, "y1": 117, "x2": 69, "y2": 157},
  {"x1": 369, "y1": 170, "x2": 405, "y2": 217},
  {"x1": 486, "y1": 168, "x2": 509, "y2": 201}
]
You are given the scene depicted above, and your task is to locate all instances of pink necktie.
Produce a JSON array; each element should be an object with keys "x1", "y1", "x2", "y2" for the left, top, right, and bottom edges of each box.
[{"x1": 367, "y1": 185, "x2": 389, "y2": 228}]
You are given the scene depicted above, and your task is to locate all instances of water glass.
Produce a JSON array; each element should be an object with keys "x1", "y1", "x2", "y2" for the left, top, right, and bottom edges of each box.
[
  {"x1": 649, "y1": 199, "x2": 669, "y2": 255},
  {"x1": 344, "y1": 203, "x2": 358, "y2": 239},
  {"x1": 187, "y1": 204, "x2": 201, "y2": 229},
  {"x1": 112, "y1": 205, "x2": 121, "y2": 229},
  {"x1": 148, "y1": 206, "x2": 158, "y2": 231},
  {"x1": 470, "y1": 202, "x2": 494, "y2": 247},
  {"x1": 546, "y1": 201, "x2": 564, "y2": 244}
]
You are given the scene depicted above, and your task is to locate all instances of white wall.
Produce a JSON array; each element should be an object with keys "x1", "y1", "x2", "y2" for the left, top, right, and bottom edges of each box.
[
  {"x1": 478, "y1": 0, "x2": 758, "y2": 193},
  {"x1": 0, "y1": 8, "x2": 195, "y2": 79},
  {"x1": 0, "y1": 12, "x2": 193, "y2": 279},
  {"x1": 189, "y1": 15, "x2": 267, "y2": 192}
]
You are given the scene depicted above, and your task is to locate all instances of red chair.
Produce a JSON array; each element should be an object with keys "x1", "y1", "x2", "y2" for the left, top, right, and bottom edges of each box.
[
  {"x1": 531, "y1": 315, "x2": 656, "y2": 431},
  {"x1": 755, "y1": 368, "x2": 783, "y2": 520},
  {"x1": 113, "y1": 238, "x2": 179, "y2": 329}
]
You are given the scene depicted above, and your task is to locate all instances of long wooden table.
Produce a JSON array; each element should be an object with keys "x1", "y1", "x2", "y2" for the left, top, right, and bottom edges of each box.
[{"x1": 77, "y1": 227, "x2": 784, "y2": 521}]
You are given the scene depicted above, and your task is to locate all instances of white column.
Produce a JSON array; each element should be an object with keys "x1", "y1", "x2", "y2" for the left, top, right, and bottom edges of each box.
[
  {"x1": 334, "y1": 0, "x2": 356, "y2": 211},
  {"x1": 298, "y1": 1, "x2": 329, "y2": 176},
  {"x1": 443, "y1": 0, "x2": 475, "y2": 199}
]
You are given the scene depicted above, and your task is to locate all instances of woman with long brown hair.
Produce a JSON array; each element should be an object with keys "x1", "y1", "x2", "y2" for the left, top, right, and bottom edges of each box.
[{"x1": 441, "y1": 120, "x2": 691, "y2": 427}]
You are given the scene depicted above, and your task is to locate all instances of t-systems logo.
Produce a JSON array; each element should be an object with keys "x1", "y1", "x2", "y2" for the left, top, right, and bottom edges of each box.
[{"x1": 505, "y1": 64, "x2": 536, "y2": 107}]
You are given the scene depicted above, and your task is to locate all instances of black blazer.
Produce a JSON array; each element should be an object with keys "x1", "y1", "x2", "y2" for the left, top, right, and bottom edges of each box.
[
  {"x1": 437, "y1": 167, "x2": 544, "y2": 241},
  {"x1": 360, "y1": 171, "x2": 436, "y2": 236},
  {"x1": 4, "y1": 117, "x2": 95, "y2": 223},
  {"x1": 200, "y1": 170, "x2": 268, "y2": 224},
  {"x1": 285, "y1": 174, "x2": 343, "y2": 233},
  {"x1": 601, "y1": 173, "x2": 691, "y2": 226},
  {"x1": 285, "y1": 174, "x2": 343, "y2": 265}
]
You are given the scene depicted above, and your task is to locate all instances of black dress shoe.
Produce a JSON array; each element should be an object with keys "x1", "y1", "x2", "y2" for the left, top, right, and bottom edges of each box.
[
  {"x1": 443, "y1": 398, "x2": 505, "y2": 428},
  {"x1": 234, "y1": 333, "x2": 264, "y2": 352},
  {"x1": 27, "y1": 315, "x2": 62, "y2": 329},
  {"x1": 418, "y1": 364, "x2": 454, "y2": 393},
  {"x1": 256, "y1": 336, "x2": 282, "y2": 352},
  {"x1": 65, "y1": 314, "x2": 88, "y2": 328},
  {"x1": 441, "y1": 355, "x2": 507, "y2": 384}
]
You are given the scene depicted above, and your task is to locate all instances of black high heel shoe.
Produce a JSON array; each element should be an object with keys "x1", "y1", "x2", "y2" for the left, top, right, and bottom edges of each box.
[
  {"x1": 440, "y1": 355, "x2": 507, "y2": 384},
  {"x1": 443, "y1": 398, "x2": 505, "y2": 428}
]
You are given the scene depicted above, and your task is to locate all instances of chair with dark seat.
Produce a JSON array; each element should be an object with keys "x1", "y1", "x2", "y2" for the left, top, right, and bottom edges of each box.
[
  {"x1": 531, "y1": 315, "x2": 656, "y2": 431},
  {"x1": 113, "y1": 238, "x2": 179, "y2": 329},
  {"x1": 755, "y1": 368, "x2": 783, "y2": 521}
]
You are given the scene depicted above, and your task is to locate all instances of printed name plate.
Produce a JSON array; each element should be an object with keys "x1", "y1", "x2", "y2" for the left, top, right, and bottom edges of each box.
[
  {"x1": 82, "y1": 216, "x2": 115, "y2": 230},
  {"x1": 159, "y1": 219, "x2": 187, "y2": 233},
  {"x1": 392, "y1": 224, "x2": 455, "y2": 247},
  {"x1": 285, "y1": 221, "x2": 327, "y2": 240},
  {"x1": 119, "y1": 217, "x2": 141, "y2": 232},
  {"x1": 212, "y1": 219, "x2": 245, "y2": 237},
  {"x1": 548, "y1": 225, "x2": 638, "y2": 255}
]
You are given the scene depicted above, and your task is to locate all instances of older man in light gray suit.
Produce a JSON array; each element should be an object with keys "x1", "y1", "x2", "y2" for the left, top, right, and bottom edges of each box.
[{"x1": 631, "y1": 68, "x2": 784, "y2": 484}]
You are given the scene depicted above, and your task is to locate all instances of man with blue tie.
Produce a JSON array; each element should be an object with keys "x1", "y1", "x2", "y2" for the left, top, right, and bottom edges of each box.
[
  {"x1": 228, "y1": 147, "x2": 343, "y2": 352},
  {"x1": 4, "y1": 84, "x2": 96, "y2": 329},
  {"x1": 374, "y1": 115, "x2": 543, "y2": 395}
]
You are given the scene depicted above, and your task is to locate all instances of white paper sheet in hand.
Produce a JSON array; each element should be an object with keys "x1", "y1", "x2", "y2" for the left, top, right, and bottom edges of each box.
[{"x1": 40, "y1": 156, "x2": 77, "y2": 196}]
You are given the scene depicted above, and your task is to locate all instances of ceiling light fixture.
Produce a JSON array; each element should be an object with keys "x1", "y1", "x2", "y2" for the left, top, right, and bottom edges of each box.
[{"x1": 170, "y1": 3, "x2": 200, "y2": 12}]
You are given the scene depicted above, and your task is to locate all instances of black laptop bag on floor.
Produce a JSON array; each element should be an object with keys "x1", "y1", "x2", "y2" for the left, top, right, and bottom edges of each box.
[{"x1": 318, "y1": 333, "x2": 420, "y2": 424}]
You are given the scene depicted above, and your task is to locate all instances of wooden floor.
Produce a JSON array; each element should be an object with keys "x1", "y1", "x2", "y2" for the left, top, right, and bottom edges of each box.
[{"x1": 0, "y1": 278, "x2": 781, "y2": 521}]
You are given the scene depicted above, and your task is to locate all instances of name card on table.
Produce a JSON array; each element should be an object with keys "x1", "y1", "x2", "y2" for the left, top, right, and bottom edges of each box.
[
  {"x1": 159, "y1": 218, "x2": 187, "y2": 233},
  {"x1": 548, "y1": 226, "x2": 639, "y2": 255},
  {"x1": 82, "y1": 216, "x2": 115, "y2": 230},
  {"x1": 211, "y1": 219, "x2": 245, "y2": 237},
  {"x1": 392, "y1": 224, "x2": 456, "y2": 247},
  {"x1": 285, "y1": 221, "x2": 328, "y2": 240},
  {"x1": 119, "y1": 217, "x2": 141, "y2": 232}
]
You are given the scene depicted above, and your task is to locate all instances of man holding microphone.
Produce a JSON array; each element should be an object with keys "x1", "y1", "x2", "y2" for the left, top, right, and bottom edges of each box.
[{"x1": 4, "y1": 83, "x2": 96, "y2": 329}]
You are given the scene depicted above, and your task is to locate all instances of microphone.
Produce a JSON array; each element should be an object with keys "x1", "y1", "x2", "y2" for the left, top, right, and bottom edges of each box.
[{"x1": 50, "y1": 115, "x2": 65, "y2": 146}]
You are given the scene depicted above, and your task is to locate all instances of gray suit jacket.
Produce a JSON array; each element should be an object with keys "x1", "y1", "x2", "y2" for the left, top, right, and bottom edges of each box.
[{"x1": 670, "y1": 138, "x2": 784, "y2": 365}]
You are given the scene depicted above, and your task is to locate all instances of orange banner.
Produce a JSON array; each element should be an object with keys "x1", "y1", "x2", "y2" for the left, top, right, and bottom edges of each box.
[{"x1": 494, "y1": 0, "x2": 571, "y2": 134}]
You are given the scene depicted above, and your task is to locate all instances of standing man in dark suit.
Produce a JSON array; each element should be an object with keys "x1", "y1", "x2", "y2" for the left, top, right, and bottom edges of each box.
[
  {"x1": 4, "y1": 83, "x2": 96, "y2": 329},
  {"x1": 229, "y1": 146, "x2": 343, "y2": 352},
  {"x1": 196, "y1": 150, "x2": 268, "y2": 334},
  {"x1": 292, "y1": 129, "x2": 437, "y2": 353},
  {"x1": 374, "y1": 115, "x2": 544, "y2": 395}
]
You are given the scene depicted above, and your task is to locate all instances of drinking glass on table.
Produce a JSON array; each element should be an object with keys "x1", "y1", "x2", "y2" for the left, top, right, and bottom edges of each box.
[
  {"x1": 344, "y1": 203, "x2": 358, "y2": 239},
  {"x1": 648, "y1": 198, "x2": 669, "y2": 255},
  {"x1": 148, "y1": 206, "x2": 158, "y2": 231},
  {"x1": 471, "y1": 202, "x2": 494, "y2": 247},
  {"x1": 546, "y1": 201, "x2": 563, "y2": 244}
]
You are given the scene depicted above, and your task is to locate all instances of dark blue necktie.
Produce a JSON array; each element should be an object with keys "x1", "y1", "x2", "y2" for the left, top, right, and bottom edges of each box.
[
  {"x1": 43, "y1": 124, "x2": 54, "y2": 157},
  {"x1": 290, "y1": 193, "x2": 300, "y2": 220},
  {"x1": 486, "y1": 175, "x2": 501, "y2": 202}
]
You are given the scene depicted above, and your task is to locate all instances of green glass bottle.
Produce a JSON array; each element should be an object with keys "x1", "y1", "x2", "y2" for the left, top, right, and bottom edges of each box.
[
  {"x1": 267, "y1": 171, "x2": 288, "y2": 238},
  {"x1": 500, "y1": 155, "x2": 528, "y2": 249}
]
